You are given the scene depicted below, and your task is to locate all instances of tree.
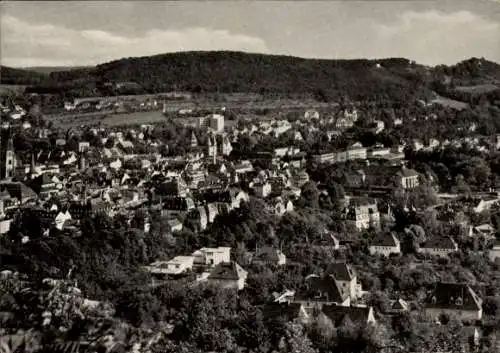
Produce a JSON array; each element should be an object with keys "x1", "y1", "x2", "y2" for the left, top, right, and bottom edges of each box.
[
  {"x1": 299, "y1": 182, "x2": 320, "y2": 209},
  {"x1": 276, "y1": 323, "x2": 318, "y2": 353}
]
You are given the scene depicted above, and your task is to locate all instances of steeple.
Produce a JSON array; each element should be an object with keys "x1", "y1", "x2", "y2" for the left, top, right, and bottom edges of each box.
[{"x1": 190, "y1": 131, "x2": 198, "y2": 148}]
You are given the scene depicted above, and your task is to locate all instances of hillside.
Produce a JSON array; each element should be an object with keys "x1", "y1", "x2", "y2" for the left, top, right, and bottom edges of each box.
[
  {"x1": 0, "y1": 65, "x2": 50, "y2": 85},
  {"x1": 22, "y1": 66, "x2": 91, "y2": 74},
  {"x1": 2, "y1": 52, "x2": 499, "y2": 102}
]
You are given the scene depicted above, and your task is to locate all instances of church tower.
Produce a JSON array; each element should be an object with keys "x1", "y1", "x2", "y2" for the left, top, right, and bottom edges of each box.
[
  {"x1": 207, "y1": 134, "x2": 217, "y2": 164},
  {"x1": 1, "y1": 132, "x2": 15, "y2": 180},
  {"x1": 190, "y1": 131, "x2": 198, "y2": 148}
]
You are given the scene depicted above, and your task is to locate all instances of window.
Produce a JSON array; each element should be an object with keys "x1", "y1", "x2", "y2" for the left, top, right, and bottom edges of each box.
[{"x1": 175, "y1": 264, "x2": 180, "y2": 269}]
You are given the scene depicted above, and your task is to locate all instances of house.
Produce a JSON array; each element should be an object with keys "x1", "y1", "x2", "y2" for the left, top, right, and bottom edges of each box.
[
  {"x1": 325, "y1": 262, "x2": 361, "y2": 301},
  {"x1": 369, "y1": 233, "x2": 401, "y2": 256},
  {"x1": 145, "y1": 256, "x2": 195, "y2": 276},
  {"x1": 293, "y1": 170, "x2": 310, "y2": 187},
  {"x1": 29, "y1": 174, "x2": 58, "y2": 199},
  {"x1": 424, "y1": 283, "x2": 483, "y2": 322},
  {"x1": 207, "y1": 261, "x2": 248, "y2": 290},
  {"x1": 346, "y1": 143, "x2": 367, "y2": 161},
  {"x1": 345, "y1": 197, "x2": 380, "y2": 231},
  {"x1": 304, "y1": 110, "x2": 320, "y2": 120},
  {"x1": 473, "y1": 194, "x2": 500, "y2": 213},
  {"x1": 262, "y1": 302, "x2": 310, "y2": 325},
  {"x1": 488, "y1": 240, "x2": 500, "y2": 263},
  {"x1": 469, "y1": 224, "x2": 496, "y2": 239},
  {"x1": 54, "y1": 210, "x2": 72, "y2": 230},
  {"x1": 321, "y1": 304, "x2": 376, "y2": 327},
  {"x1": 396, "y1": 167, "x2": 420, "y2": 190},
  {"x1": 293, "y1": 274, "x2": 350, "y2": 307},
  {"x1": 270, "y1": 197, "x2": 294, "y2": 216},
  {"x1": 188, "y1": 206, "x2": 208, "y2": 231},
  {"x1": 387, "y1": 298, "x2": 409, "y2": 314},
  {"x1": 162, "y1": 196, "x2": 195, "y2": 217},
  {"x1": 252, "y1": 182, "x2": 272, "y2": 198},
  {"x1": 418, "y1": 236, "x2": 458, "y2": 257},
  {"x1": 253, "y1": 247, "x2": 287, "y2": 266},
  {"x1": 167, "y1": 218, "x2": 183, "y2": 233},
  {"x1": 192, "y1": 247, "x2": 231, "y2": 267}
]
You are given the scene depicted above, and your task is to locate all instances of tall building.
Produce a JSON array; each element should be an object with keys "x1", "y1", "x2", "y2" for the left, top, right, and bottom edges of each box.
[
  {"x1": 190, "y1": 131, "x2": 199, "y2": 148},
  {"x1": 207, "y1": 135, "x2": 217, "y2": 164},
  {"x1": 209, "y1": 114, "x2": 224, "y2": 132},
  {"x1": 0, "y1": 131, "x2": 16, "y2": 180},
  {"x1": 218, "y1": 134, "x2": 233, "y2": 156}
]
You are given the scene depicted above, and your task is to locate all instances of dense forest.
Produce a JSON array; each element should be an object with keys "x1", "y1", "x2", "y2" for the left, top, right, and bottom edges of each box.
[{"x1": 2, "y1": 52, "x2": 498, "y2": 103}]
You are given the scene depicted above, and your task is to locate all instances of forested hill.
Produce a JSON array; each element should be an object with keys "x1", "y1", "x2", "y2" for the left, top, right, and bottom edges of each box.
[
  {"x1": 2, "y1": 51, "x2": 500, "y2": 101},
  {"x1": 1, "y1": 65, "x2": 50, "y2": 85}
]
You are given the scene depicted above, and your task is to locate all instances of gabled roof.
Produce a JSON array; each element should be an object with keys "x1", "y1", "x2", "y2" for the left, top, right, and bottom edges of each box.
[
  {"x1": 391, "y1": 298, "x2": 409, "y2": 310},
  {"x1": 208, "y1": 261, "x2": 247, "y2": 281},
  {"x1": 262, "y1": 303, "x2": 305, "y2": 322},
  {"x1": 296, "y1": 274, "x2": 348, "y2": 303},
  {"x1": 420, "y1": 236, "x2": 457, "y2": 250},
  {"x1": 371, "y1": 233, "x2": 399, "y2": 247},
  {"x1": 325, "y1": 262, "x2": 355, "y2": 281},
  {"x1": 0, "y1": 182, "x2": 37, "y2": 202},
  {"x1": 397, "y1": 167, "x2": 419, "y2": 178},
  {"x1": 321, "y1": 304, "x2": 372, "y2": 326},
  {"x1": 426, "y1": 283, "x2": 482, "y2": 311},
  {"x1": 254, "y1": 247, "x2": 284, "y2": 262}
]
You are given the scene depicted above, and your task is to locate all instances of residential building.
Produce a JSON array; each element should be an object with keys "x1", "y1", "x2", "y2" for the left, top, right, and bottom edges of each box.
[
  {"x1": 293, "y1": 274, "x2": 351, "y2": 308},
  {"x1": 252, "y1": 182, "x2": 272, "y2": 198},
  {"x1": 418, "y1": 236, "x2": 458, "y2": 257},
  {"x1": 192, "y1": 246, "x2": 231, "y2": 267},
  {"x1": 325, "y1": 262, "x2": 361, "y2": 301},
  {"x1": 488, "y1": 240, "x2": 500, "y2": 263},
  {"x1": 369, "y1": 233, "x2": 401, "y2": 256},
  {"x1": 263, "y1": 302, "x2": 310, "y2": 325},
  {"x1": 345, "y1": 197, "x2": 380, "y2": 231},
  {"x1": 396, "y1": 167, "x2": 420, "y2": 190},
  {"x1": 253, "y1": 247, "x2": 287, "y2": 266},
  {"x1": 321, "y1": 304, "x2": 376, "y2": 327},
  {"x1": 424, "y1": 283, "x2": 483, "y2": 322},
  {"x1": 206, "y1": 261, "x2": 248, "y2": 290},
  {"x1": 145, "y1": 256, "x2": 195, "y2": 276}
]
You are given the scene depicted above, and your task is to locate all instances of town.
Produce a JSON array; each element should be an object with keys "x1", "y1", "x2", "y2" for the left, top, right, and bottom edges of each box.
[{"x1": 1, "y1": 65, "x2": 500, "y2": 352}]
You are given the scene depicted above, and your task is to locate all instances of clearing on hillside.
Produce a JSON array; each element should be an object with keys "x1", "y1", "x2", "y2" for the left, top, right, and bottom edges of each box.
[
  {"x1": 431, "y1": 95, "x2": 469, "y2": 110},
  {"x1": 455, "y1": 84, "x2": 499, "y2": 94}
]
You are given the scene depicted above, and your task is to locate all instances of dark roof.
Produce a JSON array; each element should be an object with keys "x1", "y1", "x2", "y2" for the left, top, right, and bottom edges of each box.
[
  {"x1": 325, "y1": 262, "x2": 355, "y2": 281},
  {"x1": 397, "y1": 167, "x2": 419, "y2": 178},
  {"x1": 371, "y1": 233, "x2": 399, "y2": 247},
  {"x1": 254, "y1": 247, "x2": 282, "y2": 262},
  {"x1": 295, "y1": 275, "x2": 348, "y2": 303},
  {"x1": 426, "y1": 283, "x2": 482, "y2": 311},
  {"x1": 208, "y1": 261, "x2": 246, "y2": 281},
  {"x1": 0, "y1": 182, "x2": 37, "y2": 202},
  {"x1": 420, "y1": 236, "x2": 457, "y2": 250},
  {"x1": 262, "y1": 303, "x2": 304, "y2": 322},
  {"x1": 321, "y1": 304, "x2": 372, "y2": 326}
]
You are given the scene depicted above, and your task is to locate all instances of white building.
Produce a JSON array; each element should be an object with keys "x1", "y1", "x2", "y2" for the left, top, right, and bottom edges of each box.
[{"x1": 192, "y1": 247, "x2": 231, "y2": 267}]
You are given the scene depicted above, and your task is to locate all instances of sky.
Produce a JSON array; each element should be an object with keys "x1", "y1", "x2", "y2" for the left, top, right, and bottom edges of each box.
[{"x1": 1, "y1": 0, "x2": 500, "y2": 68}]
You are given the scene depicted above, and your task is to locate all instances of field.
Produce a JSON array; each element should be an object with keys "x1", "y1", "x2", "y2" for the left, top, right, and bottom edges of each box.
[
  {"x1": 431, "y1": 95, "x2": 469, "y2": 110},
  {"x1": 49, "y1": 110, "x2": 168, "y2": 129},
  {"x1": 46, "y1": 96, "x2": 340, "y2": 129},
  {"x1": 455, "y1": 84, "x2": 498, "y2": 94},
  {"x1": 0, "y1": 84, "x2": 27, "y2": 96}
]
